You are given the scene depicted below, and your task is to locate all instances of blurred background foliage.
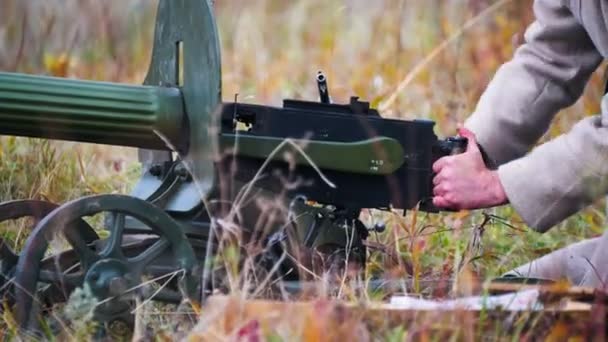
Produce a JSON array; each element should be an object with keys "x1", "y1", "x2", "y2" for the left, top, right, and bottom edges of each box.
[{"x1": 0, "y1": 0, "x2": 607, "y2": 302}]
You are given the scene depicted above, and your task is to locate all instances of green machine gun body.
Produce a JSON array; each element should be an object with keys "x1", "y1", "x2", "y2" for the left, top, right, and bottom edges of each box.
[{"x1": 0, "y1": 0, "x2": 465, "y2": 331}]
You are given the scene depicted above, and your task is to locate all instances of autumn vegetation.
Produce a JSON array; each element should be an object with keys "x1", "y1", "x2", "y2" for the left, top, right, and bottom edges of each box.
[{"x1": 0, "y1": 0, "x2": 606, "y2": 340}]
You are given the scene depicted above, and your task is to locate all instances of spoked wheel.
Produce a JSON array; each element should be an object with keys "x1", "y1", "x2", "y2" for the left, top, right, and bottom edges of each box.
[
  {"x1": 0, "y1": 200, "x2": 98, "y2": 301},
  {"x1": 14, "y1": 194, "x2": 199, "y2": 331}
]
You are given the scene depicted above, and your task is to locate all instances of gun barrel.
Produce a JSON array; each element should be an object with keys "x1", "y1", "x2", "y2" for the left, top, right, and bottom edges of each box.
[{"x1": 0, "y1": 72, "x2": 186, "y2": 152}]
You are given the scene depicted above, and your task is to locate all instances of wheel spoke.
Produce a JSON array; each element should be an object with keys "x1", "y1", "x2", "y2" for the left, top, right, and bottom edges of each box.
[
  {"x1": 0, "y1": 238, "x2": 18, "y2": 266},
  {"x1": 39, "y1": 270, "x2": 84, "y2": 286},
  {"x1": 100, "y1": 213, "x2": 126, "y2": 259},
  {"x1": 64, "y1": 226, "x2": 98, "y2": 268},
  {"x1": 142, "y1": 286, "x2": 182, "y2": 303},
  {"x1": 145, "y1": 265, "x2": 180, "y2": 276},
  {"x1": 129, "y1": 238, "x2": 170, "y2": 272}
]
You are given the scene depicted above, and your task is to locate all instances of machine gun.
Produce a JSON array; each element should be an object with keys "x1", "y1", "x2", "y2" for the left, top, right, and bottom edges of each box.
[{"x1": 0, "y1": 0, "x2": 465, "y2": 332}]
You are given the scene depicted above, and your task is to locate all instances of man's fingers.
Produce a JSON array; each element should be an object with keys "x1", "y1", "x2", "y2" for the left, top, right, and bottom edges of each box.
[
  {"x1": 433, "y1": 168, "x2": 451, "y2": 186},
  {"x1": 433, "y1": 183, "x2": 448, "y2": 196},
  {"x1": 433, "y1": 183, "x2": 441, "y2": 195},
  {"x1": 432, "y1": 156, "x2": 451, "y2": 173},
  {"x1": 432, "y1": 196, "x2": 450, "y2": 208},
  {"x1": 457, "y1": 125, "x2": 480, "y2": 154},
  {"x1": 432, "y1": 173, "x2": 442, "y2": 185}
]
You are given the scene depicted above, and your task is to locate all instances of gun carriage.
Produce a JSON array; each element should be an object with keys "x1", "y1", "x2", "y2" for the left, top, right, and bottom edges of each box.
[{"x1": 0, "y1": 0, "x2": 465, "y2": 332}]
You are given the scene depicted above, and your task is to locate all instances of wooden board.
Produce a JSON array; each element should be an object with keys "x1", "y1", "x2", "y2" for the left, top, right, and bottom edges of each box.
[{"x1": 187, "y1": 295, "x2": 599, "y2": 341}]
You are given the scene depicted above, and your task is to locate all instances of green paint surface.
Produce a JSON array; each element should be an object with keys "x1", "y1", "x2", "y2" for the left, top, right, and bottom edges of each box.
[
  {"x1": 221, "y1": 134, "x2": 405, "y2": 175},
  {"x1": 0, "y1": 71, "x2": 185, "y2": 151}
]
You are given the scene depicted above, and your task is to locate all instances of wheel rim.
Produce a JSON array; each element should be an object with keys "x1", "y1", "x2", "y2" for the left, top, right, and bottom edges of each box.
[{"x1": 0, "y1": 200, "x2": 98, "y2": 300}]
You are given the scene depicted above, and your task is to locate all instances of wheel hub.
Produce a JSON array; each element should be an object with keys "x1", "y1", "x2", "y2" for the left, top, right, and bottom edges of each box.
[{"x1": 85, "y1": 259, "x2": 133, "y2": 300}]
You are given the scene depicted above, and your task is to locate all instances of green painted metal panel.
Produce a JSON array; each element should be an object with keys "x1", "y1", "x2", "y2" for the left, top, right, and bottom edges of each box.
[
  {"x1": 221, "y1": 134, "x2": 405, "y2": 175},
  {"x1": 0, "y1": 71, "x2": 186, "y2": 152},
  {"x1": 141, "y1": 0, "x2": 222, "y2": 200}
]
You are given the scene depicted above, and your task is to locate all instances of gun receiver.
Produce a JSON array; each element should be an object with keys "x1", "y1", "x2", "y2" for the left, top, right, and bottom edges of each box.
[{"x1": 219, "y1": 95, "x2": 466, "y2": 212}]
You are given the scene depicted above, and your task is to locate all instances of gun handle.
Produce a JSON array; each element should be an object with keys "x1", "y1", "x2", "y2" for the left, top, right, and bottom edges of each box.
[
  {"x1": 420, "y1": 136, "x2": 469, "y2": 213},
  {"x1": 447, "y1": 136, "x2": 468, "y2": 155}
]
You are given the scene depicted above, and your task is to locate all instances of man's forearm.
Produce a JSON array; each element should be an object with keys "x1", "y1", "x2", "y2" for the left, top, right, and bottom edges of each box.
[{"x1": 497, "y1": 112, "x2": 608, "y2": 232}]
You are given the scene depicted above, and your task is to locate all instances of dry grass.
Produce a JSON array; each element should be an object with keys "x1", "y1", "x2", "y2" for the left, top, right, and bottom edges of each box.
[{"x1": 1, "y1": 0, "x2": 607, "y2": 340}]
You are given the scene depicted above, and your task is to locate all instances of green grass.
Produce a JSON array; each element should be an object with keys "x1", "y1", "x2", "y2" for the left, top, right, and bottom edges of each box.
[{"x1": 0, "y1": 0, "x2": 606, "y2": 339}]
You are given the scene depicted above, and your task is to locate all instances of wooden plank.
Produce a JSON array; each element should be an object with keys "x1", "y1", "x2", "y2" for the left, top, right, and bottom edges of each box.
[
  {"x1": 187, "y1": 295, "x2": 596, "y2": 341},
  {"x1": 487, "y1": 282, "x2": 605, "y2": 303}
]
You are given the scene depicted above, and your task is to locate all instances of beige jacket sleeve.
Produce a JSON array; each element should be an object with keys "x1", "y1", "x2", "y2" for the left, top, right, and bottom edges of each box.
[{"x1": 464, "y1": 0, "x2": 603, "y2": 232}]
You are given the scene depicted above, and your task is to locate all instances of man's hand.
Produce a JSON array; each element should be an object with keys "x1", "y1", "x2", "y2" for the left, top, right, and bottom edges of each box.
[{"x1": 432, "y1": 126, "x2": 508, "y2": 210}]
